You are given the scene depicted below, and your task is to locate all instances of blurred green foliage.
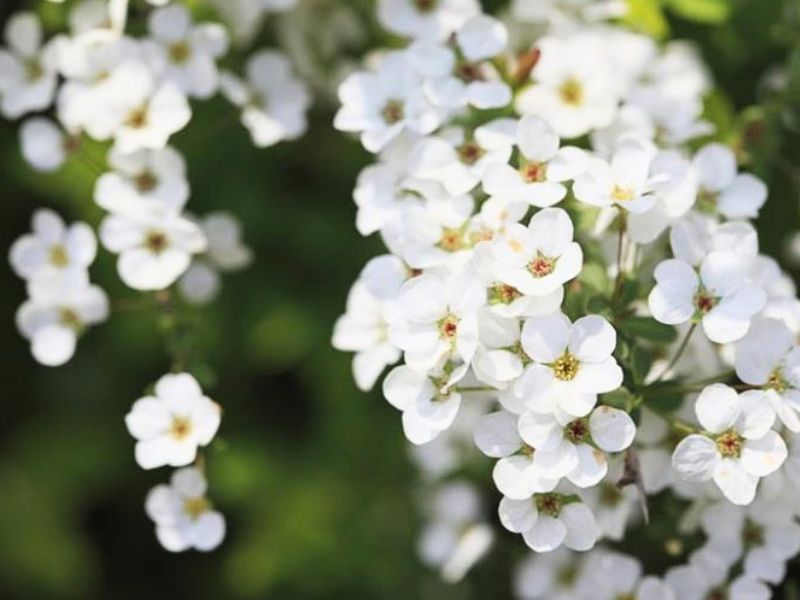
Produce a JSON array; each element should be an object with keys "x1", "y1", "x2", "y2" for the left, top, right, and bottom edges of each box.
[{"x1": 0, "y1": 0, "x2": 799, "y2": 598}]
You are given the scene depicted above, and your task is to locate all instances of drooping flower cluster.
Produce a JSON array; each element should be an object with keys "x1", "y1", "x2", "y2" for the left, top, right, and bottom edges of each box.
[
  {"x1": 4, "y1": 0, "x2": 306, "y2": 553},
  {"x1": 333, "y1": 0, "x2": 800, "y2": 595}
]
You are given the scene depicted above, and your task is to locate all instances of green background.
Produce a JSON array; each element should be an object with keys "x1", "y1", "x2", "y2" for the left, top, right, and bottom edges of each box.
[{"x1": 0, "y1": 0, "x2": 799, "y2": 598}]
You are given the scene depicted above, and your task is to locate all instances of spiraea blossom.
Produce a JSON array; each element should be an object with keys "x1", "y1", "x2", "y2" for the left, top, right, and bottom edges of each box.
[
  {"x1": 331, "y1": 0, "x2": 800, "y2": 594},
  {"x1": 126, "y1": 373, "x2": 221, "y2": 470},
  {"x1": 3, "y1": 0, "x2": 307, "y2": 554},
  {"x1": 145, "y1": 467, "x2": 226, "y2": 552}
]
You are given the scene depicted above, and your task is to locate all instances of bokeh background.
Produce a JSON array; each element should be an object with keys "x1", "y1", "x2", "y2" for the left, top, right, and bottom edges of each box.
[{"x1": 1, "y1": 0, "x2": 799, "y2": 598}]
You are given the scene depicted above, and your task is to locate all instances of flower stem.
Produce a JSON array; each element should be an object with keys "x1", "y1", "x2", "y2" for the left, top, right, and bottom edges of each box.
[
  {"x1": 612, "y1": 211, "x2": 628, "y2": 302},
  {"x1": 656, "y1": 323, "x2": 697, "y2": 382}
]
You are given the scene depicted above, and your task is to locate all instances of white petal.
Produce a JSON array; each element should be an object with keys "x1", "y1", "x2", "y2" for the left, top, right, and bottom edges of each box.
[
  {"x1": 740, "y1": 431, "x2": 787, "y2": 477},
  {"x1": 520, "y1": 314, "x2": 570, "y2": 363},
  {"x1": 695, "y1": 384, "x2": 741, "y2": 433},
  {"x1": 560, "y1": 502, "x2": 598, "y2": 552},
  {"x1": 589, "y1": 406, "x2": 636, "y2": 452},
  {"x1": 712, "y1": 458, "x2": 758, "y2": 505},
  {"x1": 522, "y1": 515, "x2": 566, "y2": 552},
  {"x1": 568, "y1": 315, "x2": 616, "y2": 362},
  {"x1": 672, "y1": 434, "x2": 719, "y2": 481},
  {"x1": 498, "y1": 497, "x2": 537, "y2": 534},
  {"x1": 474, "y1": 411, "x2": 521, "y2": 457},
  {"x1": 31, "y1": 324, "x2": 76, "y2": 366}
]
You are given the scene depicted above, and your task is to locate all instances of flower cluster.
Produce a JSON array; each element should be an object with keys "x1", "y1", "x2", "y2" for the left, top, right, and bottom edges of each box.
[
  {"x1": 333, "y1": 0, "x2": 800, "y2": 595},
  {"x1": 4, "y1": 0, "x2": 306, "y2": 552}
]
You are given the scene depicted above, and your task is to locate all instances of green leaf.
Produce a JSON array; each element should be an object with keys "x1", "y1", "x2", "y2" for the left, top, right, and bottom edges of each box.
[
  {"x1": 642, "y1": 381, "x2": 686, "y2": 414},
  {"x1": 665, "y1": 0, "x2": 731, "y2": 24},
  {"x1": 620, "y1": 317, "x2": 679, "y2": 344},
  {"x1": 623, "y1": 0, "x2": 670, "y2": 40},
  {"x1": 631, "y1": 346, "x2": 653, "y2": 385},
  {"x1": 602, "y1": 387, "x2": 636, "y2": 411}
]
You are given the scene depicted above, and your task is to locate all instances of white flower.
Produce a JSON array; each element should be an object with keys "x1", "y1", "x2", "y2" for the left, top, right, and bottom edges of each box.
[
  {"x1": 389, "y1": 269, "x2": 484, "y2": 370},
  {"x1": 735, "y1": 318, "x2": 800, "y2": 432},
  {"x1": 9, "y1": 209, "x2": 97, "y2": 281},
  {"x1": 0, "y1": 12, "x2": 59, "y2": 118},
  {"x1": 409, "y1": 119, "x2": 516, "y2": 196},
  {"x1": 693, "y1": 143, "x2": 767, "y2": 219},
  {"x1": 700, "y1": 500, "x2": 800, "y2": 584},
  {"x1": 482, "y1": 116, "x2": 587, "y2": 208},
  {"x1": 625, "y1": 150, "x2": 698, "y2": 244},
  {"x1": 517, "y1": 405, "x2": 636, "y2": 487},
  {"x1": 499, "y1": 492, "x2": 599, "y2": 552},
  {"x1": 380, "y1": 181, "x2": 474, "y2": 269},
  {"x1": 474, "y1": 410, "x2": 558, "y2": 499},
  {"x1": 143, "y1": 3, "x2": 228, "y2": 99},
  {"x1": 671, "y1": 384, "x2": 787, "y2": 505},
  {"x1": 94, "y1": 146, "x2": 189, "y2": 216},
  {"x1": 100, "y1": 210, "x2": 207, "y2": 290},
  {"x1": 332, "y1": 281, "x2": 401, "y2": 391},
  {"x1": 515, "y1": 35, "x2": 618, "y2": 138},
  {"x1": 145, "y1": 467, "x2": 226, "y2": 552},
  {"x1": 408, "y1": 15, "x2": 511, "y2": 110},
  {"x1": 334, "y1": 50, "x2": 442, "y2": 153},
  {"x1": 19, "y1": 117, "x2": 73, "y2": 172},
  {"x1": 417, "y1": 482, "x2": 493, "y2": 583},
  {"x1": 377, "y1": 0, "x2": 480, "y2": 42},
  {"x1": 220, "y1": 50, "x2": 310, "y2": 148},
  {"x1": 483, "y1": 207, "x2": 583, "y2": 297},
  {"x1": 517, "y1": 314, "x2": 623, "y2": 417},
  {"x1": 513, "y1": 548, "x2": 590, "y2": 600},
  {"x1": 573, "y1": 138, "x2": 665, "y2": 214},
  {"x1": 382, "y1": 364, "x2": 466, "y2": 444},
  {"x1": 177, "y1": 212, "x2": 253, "y2": 304},
  {"x1": 665, "y1": 549, "x2": 770, "y2": 600},
  {"x1": 648, "y1": 253, "x2": 767, "y2": 344},
  {"x1": 125, "y1": 373, "x2": 221, "y2": 469},
  {"x1": 16, "y1": 271, "x2": 108, "y2": 366},
  {"x1": 103, "y1": 60, "x2": 191, "y2": 153}
]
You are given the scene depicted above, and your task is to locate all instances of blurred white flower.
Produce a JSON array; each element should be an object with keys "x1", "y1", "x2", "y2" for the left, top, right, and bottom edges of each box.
[
  {"x1": 145, "y1": 467, "x2": 226, "y2": 552},
  {"x1": 126, "y1": 373, "x2": 221, "y2": 469}
]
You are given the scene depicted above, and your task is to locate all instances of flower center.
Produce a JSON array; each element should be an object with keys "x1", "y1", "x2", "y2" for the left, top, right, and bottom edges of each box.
[
  {"x1": 414, "y1": 0, "x2": 438, "y2": 12},
  {"x1": 168, "y1": 41, "x2": 191, "y2": 64},
  {"x1": 183, "y1": 496, "x2": 210, "y2": 520},
  {"x1": 765, "y1": 368, "x2": 788, "y2": 393},
  {"x1": 438, "y1": 227, "x2": 466, "y2": 252},
  {"x1": 599, "y1": 483, "x2": 622, "y2": 506},
  {"x1": 170, "y1": 416, "x2": 193, "y2": 440},
  {"x1": 59, "y1": 308, "x2": 82, "y2": 330},
  {"x1": 144, "y1": 230, "x2": 169, "y2": 254},
  {"x1": 552, "y1": 351, "x2": 580, "y2": 381},
  {"x1": 25, "y1": 59, "x2": 44, "y2": 82},
  {"x1": 527, "y1": 254, "x2": 555, "y2": 278},
  {"x1": 135, "y1": 171, "x2": 158, "y2": 193},
  {"x1": 556, "y1": 564, "x2": 577, "y2": 587},
  {"x1": 489, "y1": 283, "x2": 522, "y2": 305},
  {"x1": 519, "y1": 161, "x2": 547, "y2": 183},
  {"x1": 534, "y1": 493, "x2": 563, "y2": 517},
  {"x1": 438, "y1": 314, "x2": 459, "y2": 340},
  {"x1": 126, "y1": 107, "x2": 149, "y2": 129},
  {"x1": 558, "y1": 78, "x2": 584, "y2": 106},
  {"x1": 381, "y1": 100, "x2": 404, "y2": 124},
  {"x1": 705, "y1": 588, "x2": 729, "y2": 600},
  {"x1": 694, "y1": 291, "x2": 718, "y2": 315},
  {"x1": 455, "y1": 62, "x2": 483, "y2": 82},
  {"x1": 611, "y1": 185, "x2": 635, "y2": 202},
  {"x1": 49, "y1": 244, "x2": 69, "y2": 267},
  {"x1": 742, "y1": 519, "x2": 765, "y2": 548},
  {"x1": 697, "y1": 187, "x2": 718, "y2": 213},
  {"x1": 519, "y1": 444, "x2": 535, "y2": 457},
  {"x1": 715, "y1": 429, "x2": 743, "y2": 458},
  {"x1": 457, "y1": 141, "x2": 484, "y2": 165},
  {"x1": 564, "y1": 418, "x2": 590, "y2": 444}
]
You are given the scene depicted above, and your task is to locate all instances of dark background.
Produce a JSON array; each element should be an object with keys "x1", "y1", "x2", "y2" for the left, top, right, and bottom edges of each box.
[{"x1": 0, "y1": 0, "x2": 799, "y2": 598}]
